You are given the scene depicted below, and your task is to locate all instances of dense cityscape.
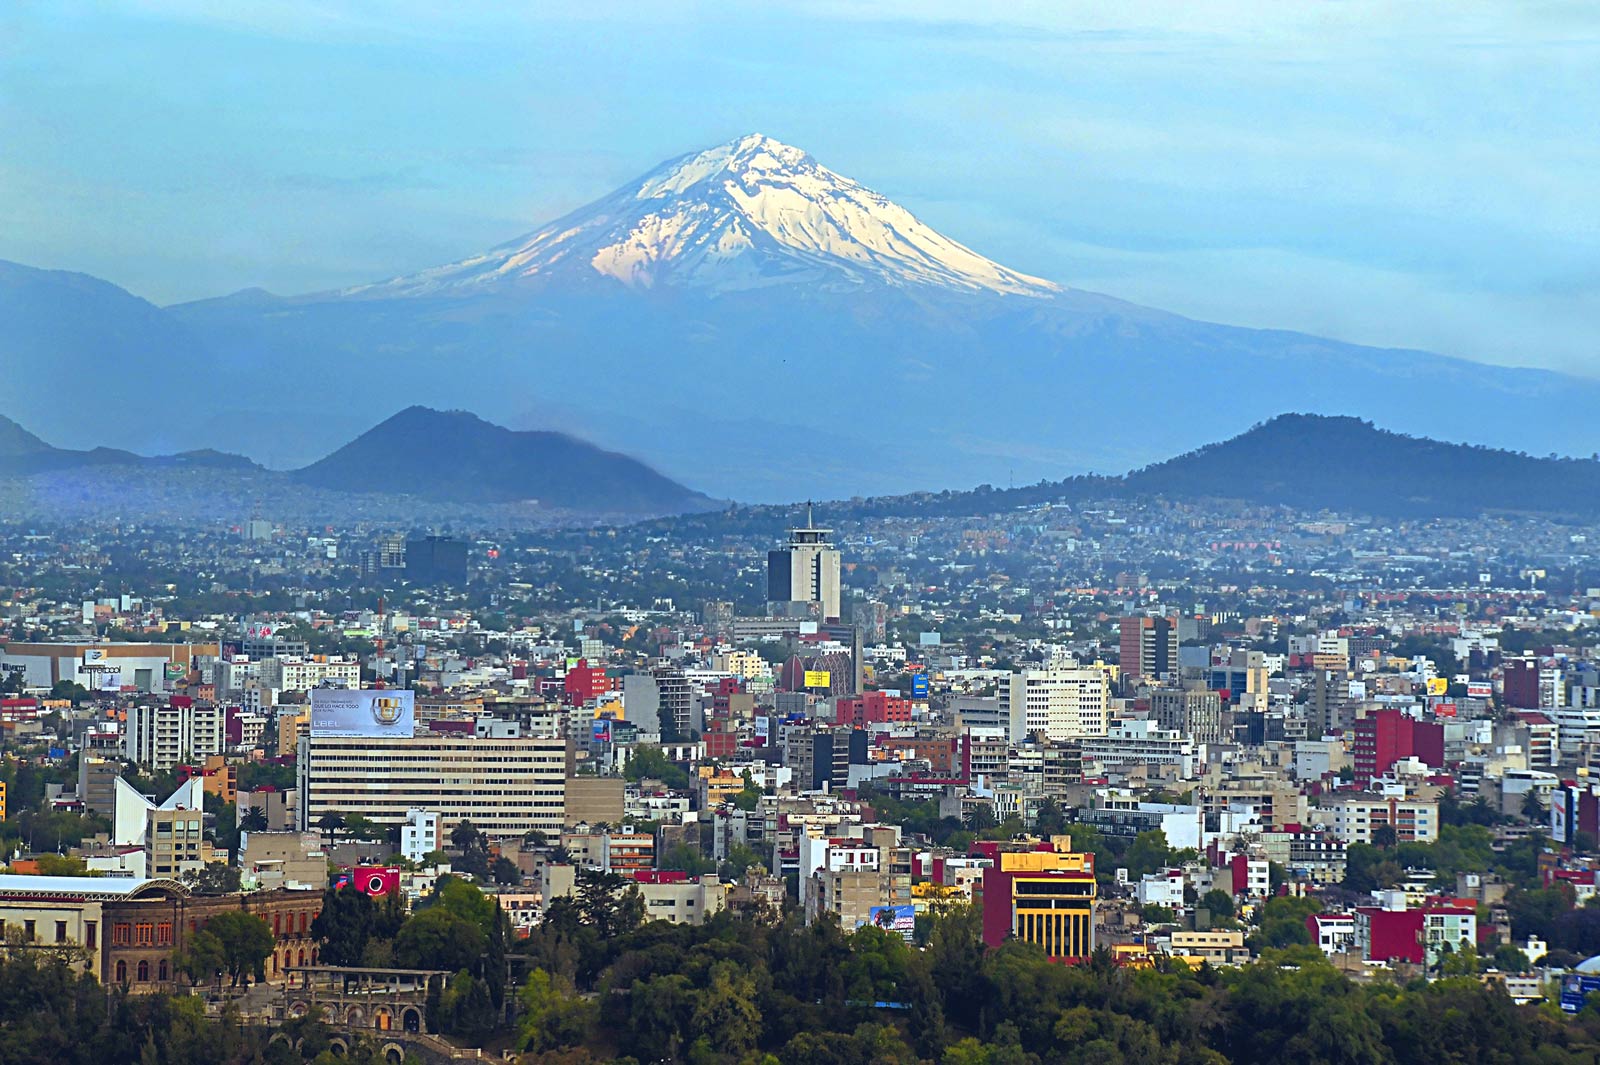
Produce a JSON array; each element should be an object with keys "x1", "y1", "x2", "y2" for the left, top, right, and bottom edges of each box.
[
  {"x1": 3, "y1": 485, "x2": 1600, "y2": 1062},
  {"x1": 7, "y1": 6, "x2": 1600, "y2": 1064}
]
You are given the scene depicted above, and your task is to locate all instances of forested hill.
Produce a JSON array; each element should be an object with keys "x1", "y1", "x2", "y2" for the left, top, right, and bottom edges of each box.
[
  {"x1": 1123, "y1": 413, "x2": 1600, "y2": 518},
  {"x1": 645, "y1": 415, "x2": 1600, "y2": 536}
]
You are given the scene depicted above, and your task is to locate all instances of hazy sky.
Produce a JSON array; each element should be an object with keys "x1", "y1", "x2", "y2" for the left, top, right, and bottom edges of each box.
[{"x1": 3, "y1": 2, "x2": 1597, "y2": 375}]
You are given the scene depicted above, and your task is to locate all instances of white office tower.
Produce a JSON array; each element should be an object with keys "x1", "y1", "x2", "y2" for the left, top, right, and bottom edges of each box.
[
  {"x1": 1000, "y1": 668, "x2": 1112, "y2": 742},
  {"x1": 767, "y1": 503, "x2": 842, "y2": 621}
]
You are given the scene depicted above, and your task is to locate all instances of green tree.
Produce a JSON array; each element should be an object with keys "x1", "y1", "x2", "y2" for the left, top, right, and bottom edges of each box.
[
  {"x1": 624, "y1": 746, "x2": 690, "y2": 789},
  {"x1": 1124, "y1": 829, "x2": 1171, "y2": 877},
  {"x1": 1203, "y1": 888, "x2": 1236, "y2": 920},
  {"x1": 517, "y1": 969, "x2": 597, "y2": 1054},
  {"x1": 182, "y1": 862, "x2": 242, "y2": 895},
  {"x1": 174, "y1": 929, "x2": 226, "y2": 987},
  {"x1": 393, "y1": 908, "x2": 485, "y2": 972},
  {"x1": 1250, "y1": 894, "x2": 1321, "y2": 951},
  {"x1": 206, "y1": 910, "x2": 275, "y2": 986},
  {"x1": 311, "y1": 886, "x2": 376, "y2": 966},
  {"x1": 688, "y1": 959, "x2": 762, "y2": 1058}
]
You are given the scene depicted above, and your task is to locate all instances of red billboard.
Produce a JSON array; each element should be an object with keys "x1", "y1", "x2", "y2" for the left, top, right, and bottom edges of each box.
[{"x1": 351, "y1": 865, "x2": 400, "y2": 897}]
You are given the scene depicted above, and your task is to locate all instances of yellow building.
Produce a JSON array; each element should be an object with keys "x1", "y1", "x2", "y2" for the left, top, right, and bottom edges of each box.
[{"x1": 979, "y1": 837, "x2": 1098, "y2": 961}]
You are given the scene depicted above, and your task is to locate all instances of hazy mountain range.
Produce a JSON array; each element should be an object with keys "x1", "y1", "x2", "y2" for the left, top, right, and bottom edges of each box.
[
  {"x1": 0, "y1": 407, "x2": 712, "y2": 518},
  {"x1": 5, "y1": 407, "x2": 1599, "y2": 525},
  {"x1": 6, "y1": 133, "x2": 1600, "y2": 500}
]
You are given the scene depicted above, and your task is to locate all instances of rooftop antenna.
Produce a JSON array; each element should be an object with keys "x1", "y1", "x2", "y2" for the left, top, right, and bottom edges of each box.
[{"x1": 806, "y1": 500, "x2": 815, "y2": 528}]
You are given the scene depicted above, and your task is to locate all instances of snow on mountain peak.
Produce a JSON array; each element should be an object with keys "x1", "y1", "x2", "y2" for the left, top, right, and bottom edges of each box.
[{"x1": 346, "y1": 134, "x2": 1059, "y2": 298}]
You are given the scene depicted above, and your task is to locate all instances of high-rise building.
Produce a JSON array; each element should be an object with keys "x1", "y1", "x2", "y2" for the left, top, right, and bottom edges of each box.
[
  {"x1": 1351, "y1": 710, "x2": 1444, "y2": 785},
  {"x1": 1118, "y1": 616, "x2": 1178, "y2": 685},
  {"x1": 124, "y1": 701, "x2": 228, "y2": 772},
  {"x1": 767, "y1": 503, "x2": 842, "y2": 622},
  {"x1": 999, "y1": 668, "x2": 1111, "y2": 741},
  {"x1": 1504, "y1": 656, "x2": 1563, "y2": 711},
  {"x1": 622, "y1": 664, "x2": 696, "y2": 738},
  {"x1": 298, "y1": 732, "x2": 567, "y2": 840},
  {"x1": 405, "y1": 535, "x2": 469, "y2": 585},
  {"x1": 1309, "y1": 668, "x2": 1350, "y2": 737},
  {"x1": 1149, "y1": 687, "x2": 1225, "y2": 745}
]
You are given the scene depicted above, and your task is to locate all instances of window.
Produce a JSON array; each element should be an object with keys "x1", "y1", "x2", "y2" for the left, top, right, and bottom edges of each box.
[
  {"x1": 137, "y1": 960, "x2": 149, "y2": 982},
  {"x1": 23, "y1": 920, "x2": 35, "y2": 941},
  {"x1": 156, "y1": 922, "x2": 173, "y2": 946},
  {"x1": 158, "y1": 960, "x2": 168, "y2": 982},
  {"x1": 113, "y1": 923, "x2": 132, "y2": 946},
  {"x1": 136, "y1": 923, "x2": 154, "y2": 946},
  {"x1": 115, "y1": 960, "x2": 127, "y2": 983},
  {"x1": 55, "y1": 921, "x2": 67, "y2": 944},
  {"x1": 85, "y1": 922, "x2": 96, "y2": 949}
]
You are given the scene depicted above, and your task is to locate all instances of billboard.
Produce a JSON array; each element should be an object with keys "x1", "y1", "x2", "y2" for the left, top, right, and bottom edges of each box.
[
  {"x1": 1426, "y1": 677, "x2": 1448, "y2": 696},
  {"x1": 1467, "y1": 682, "x2": 1493, "y2": 700},
  {"x1": 1561, "y1": 973, "x2": 1600, "y2": 1013},
  {"x1": 310, "y1": 688, "x2": 415, "y2": 738},
  {"x1": 1433, "y1": 701, "x2": 1457, "y2": 718},
  {"x1": 1552, "y1": 787, "x2": 1574, "y2": 844},
  {"x1": 911, "y1": 673, "x2": 930, "y2": 699},
  {"x1": 803, "y1": 670, "x2": 831, "y2": 689},
  {"x1": 861, "y1": 904, "x2": 916, "y2": 942},
  {"x1": 755, "y1": 715, "x2": 771, "y2": 745},
  {"x1": 350, "y1": 865, "x2": 400, "y2": 897},
  {"x1": 592, "y1": 718, "x2": 613, "y2": 743}
]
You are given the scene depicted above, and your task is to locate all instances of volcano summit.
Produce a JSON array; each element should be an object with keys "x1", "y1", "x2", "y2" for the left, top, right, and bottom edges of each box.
[{"x1": 7, "y1": 133, "x2": 1600, "y2": 500}]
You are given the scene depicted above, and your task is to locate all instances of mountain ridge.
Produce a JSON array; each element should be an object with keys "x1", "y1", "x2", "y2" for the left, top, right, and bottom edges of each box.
[
  {"x1": 8, "y1": 136, "x2": 1600, "y2": 498},
  {"x1": 290, "y1": 406, "x2": 716, "y2": 512}
]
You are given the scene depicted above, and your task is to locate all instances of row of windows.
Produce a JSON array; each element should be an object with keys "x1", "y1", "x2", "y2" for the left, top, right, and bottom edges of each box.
[{"x1": 0, "y1": 918, "x2": 92, "y2": 946}]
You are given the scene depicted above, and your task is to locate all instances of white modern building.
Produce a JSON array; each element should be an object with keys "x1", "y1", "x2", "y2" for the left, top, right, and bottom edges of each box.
[
  {"x1": 259, "y1": 656, "x2": 360, "y2": 694},
  {"x1": 400, "y1": 808, "x2": 441, "y2": 864},
  {"x1": 124, "y1": 702, "x2": 227, "y2": 771},
  {"x1": 298, "y1": 733, "x2": 567, "y2": 840},
  {"x1": 999, "y1": 667, "x2": 1111, "y2": 742}
]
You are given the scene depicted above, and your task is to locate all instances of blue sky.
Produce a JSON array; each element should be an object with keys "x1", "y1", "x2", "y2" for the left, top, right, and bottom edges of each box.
[{"x1": 2, "y1": 1, "x2": 1597, "y2": 374}]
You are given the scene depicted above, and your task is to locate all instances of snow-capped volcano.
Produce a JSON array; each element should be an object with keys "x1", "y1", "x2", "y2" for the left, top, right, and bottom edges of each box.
[{"x1": 345, "y1": 134, "x2": 1059, "y2": 298}]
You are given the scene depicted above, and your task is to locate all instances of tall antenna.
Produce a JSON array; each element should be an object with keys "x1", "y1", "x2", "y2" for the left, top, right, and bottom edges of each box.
[{"x1": 806, "y1": 500, "x2": 815, "y2": 528}]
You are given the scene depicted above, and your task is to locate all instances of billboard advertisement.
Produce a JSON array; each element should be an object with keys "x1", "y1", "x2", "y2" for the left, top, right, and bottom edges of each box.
[
  {"x1": 1552, "y1": 787, "x2": 1574, "y2": 844},
  {"x1": 755, "y1": 715, "x2": 771, "y2": 746},
  {"x1": 861, "y1": 904, "x2": 916, "y2": 942},
  {"x1": 592, "y1": 718, "x2": 613, "y2": 743},
  {"x1": 911, "y1": 673, "x2": 930, "y2": 699},
  {"x1": 1426, "y1": 677, "x2": 1448, "y2": 697},
  {"x1": 350, "y1": 865, "x2": 400, "y2": 897},
  {"x1": 310, "y1": 688, "x2": 415, "y2": 738},
  {"x1": 1467, "y1": 682, "x2": 1493, "y2": 700},
  {"x1": 803, "y1": 670, "x2": 831, "y2": 689},
  {"x1": 1561, "y1": 973, "x2": 1600, "y2": 1013}
]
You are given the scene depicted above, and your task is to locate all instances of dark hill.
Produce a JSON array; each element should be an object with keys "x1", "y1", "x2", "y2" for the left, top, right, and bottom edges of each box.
[
  {"x1": 704, "y1": 414, "x2": 1600, "y2": 524},
  {"x1": 1123, "y1": 414, "x2": 1600, "y2": 517},
  {"x1": 290, "y1": 406, "x2": 715, "y2": 514}
]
